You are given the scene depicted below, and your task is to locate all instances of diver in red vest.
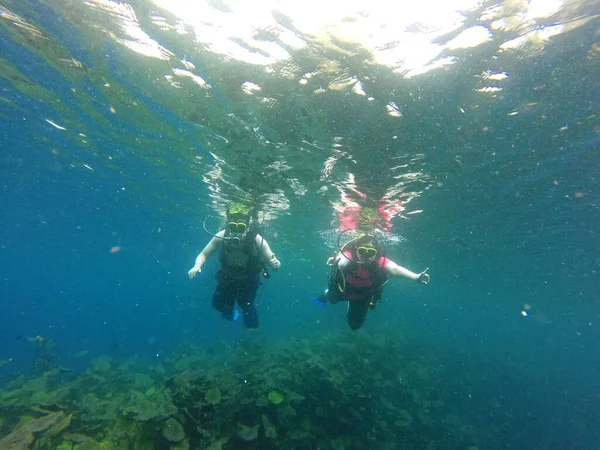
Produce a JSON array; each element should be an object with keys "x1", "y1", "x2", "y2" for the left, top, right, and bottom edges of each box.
[{"x1": 312, "y1": 233, "x2": 429, "y2": 329}]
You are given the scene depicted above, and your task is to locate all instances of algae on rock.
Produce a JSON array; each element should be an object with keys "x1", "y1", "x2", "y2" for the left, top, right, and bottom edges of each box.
[{"x1": 162, "y1": 417, "x2": 185, "y2": 443}]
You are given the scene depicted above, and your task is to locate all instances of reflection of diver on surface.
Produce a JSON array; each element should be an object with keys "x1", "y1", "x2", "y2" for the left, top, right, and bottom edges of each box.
[
  {"x1": 312, "y1": 231, "x2": 430, "y2": 330},
  {"x1": 188, "y1": 203, "x2": 280, "y2": 329}
]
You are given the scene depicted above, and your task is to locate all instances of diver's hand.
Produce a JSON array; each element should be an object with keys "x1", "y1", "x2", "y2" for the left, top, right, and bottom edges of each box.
[
  {"x1": 417, "y1": 268, "x2": 430, "y2": 285},
  {"x1": 268, "y1": 256, "x2": 281, "y2": 270},
  {"x1": 188, "y1": 266, "x2": 202, "y2": 279},
  {"x1": 327, "y1": 253, "x2": 339, "y2": 266}
]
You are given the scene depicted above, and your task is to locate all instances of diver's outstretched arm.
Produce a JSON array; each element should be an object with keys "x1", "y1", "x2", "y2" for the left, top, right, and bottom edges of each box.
[{"x1": 385, "y1": 261, "x2": 430, "y2": 284}]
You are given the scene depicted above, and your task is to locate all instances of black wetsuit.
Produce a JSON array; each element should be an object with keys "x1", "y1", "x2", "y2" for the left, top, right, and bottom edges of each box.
[{"x1": 212, "y1": 231, "x2": 262, "y2": 328}]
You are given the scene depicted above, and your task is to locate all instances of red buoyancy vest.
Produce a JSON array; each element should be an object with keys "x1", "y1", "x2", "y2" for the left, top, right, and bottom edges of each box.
[{"x1": 342, "y1": 251, "x2": 389, "y2": 301}]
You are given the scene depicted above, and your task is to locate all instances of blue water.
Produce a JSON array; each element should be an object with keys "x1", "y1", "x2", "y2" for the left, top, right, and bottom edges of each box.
[{"x1": 1, "y1": 1, "x2": 600, "y2": 448}]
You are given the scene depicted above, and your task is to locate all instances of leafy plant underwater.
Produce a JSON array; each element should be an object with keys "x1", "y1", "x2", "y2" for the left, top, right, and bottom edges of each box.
[{"x1": 0, "y1": 329, "x2": 487, "y2": 449}]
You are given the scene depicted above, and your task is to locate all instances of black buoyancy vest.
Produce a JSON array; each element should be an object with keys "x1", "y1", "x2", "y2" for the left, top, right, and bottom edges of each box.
[{"x1": 219, "y1": 229, "x2": 262, "y2": 278}]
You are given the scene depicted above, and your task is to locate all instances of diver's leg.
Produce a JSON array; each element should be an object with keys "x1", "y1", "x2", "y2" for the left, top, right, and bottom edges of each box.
[
  {"x1": 212, "y1": 271, "x2": 236, "y2": 320},
  {"x1": 347, "y1": 300, "x2": 370, "y2": 329},
  {"x1": 237, "y1": 277, "x2": 260, "y2": 329},
  {"x1": 327, "y1": 288, "x2": 343, "y2": 304}
]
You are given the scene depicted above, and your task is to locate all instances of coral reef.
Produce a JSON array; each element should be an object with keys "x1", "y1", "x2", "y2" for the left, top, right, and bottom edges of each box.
[{"x1": 0, "y1": 329, "x2": 489, "y2": 449}]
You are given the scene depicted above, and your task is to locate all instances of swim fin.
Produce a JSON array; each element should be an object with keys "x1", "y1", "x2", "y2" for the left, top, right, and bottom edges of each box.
[
  {"x1": 310, "y1": 290, "x2": 328, "y2": 307},
  {"x1": 221, "y1": 309, "x2": 240, "y2": 321}
]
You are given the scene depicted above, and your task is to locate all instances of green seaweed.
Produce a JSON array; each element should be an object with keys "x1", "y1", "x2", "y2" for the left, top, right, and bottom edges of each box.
[
  {"x1": 237, "y1": 423, "x2": 259, "y2": 441},
  {"x1": 163, "y1": 417, "x2": 185, "y2": 443},
  {"x1": 267, "y1": 390, "x2": 284, "y2": 405},
  {"x1": 205, "y1": 387, "x2": 222, "y2": 405}
]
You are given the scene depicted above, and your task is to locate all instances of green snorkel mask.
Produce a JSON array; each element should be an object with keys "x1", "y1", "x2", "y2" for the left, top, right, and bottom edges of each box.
[
  {"x1": 202, "y1": 203, "x2": 253, "y2": 243},
  {"x1": 225, "y1": 204, "x2": 252, "y2": 244}
]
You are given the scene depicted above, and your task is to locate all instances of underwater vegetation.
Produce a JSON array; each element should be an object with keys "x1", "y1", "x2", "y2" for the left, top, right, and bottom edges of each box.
[{"x1": 0, "y1": 329, "x2": 488, "y2": 449}]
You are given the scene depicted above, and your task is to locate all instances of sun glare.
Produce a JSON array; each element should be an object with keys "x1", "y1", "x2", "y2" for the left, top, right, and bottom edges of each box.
[{"x1": 81, "y1": 0, "x2": 589, "y2": 81}]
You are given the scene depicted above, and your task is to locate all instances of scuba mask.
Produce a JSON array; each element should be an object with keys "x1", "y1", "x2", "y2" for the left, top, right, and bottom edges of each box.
[
  {"x1": 226, "y1": 214, "x2": 250, "y2": 244},
  {"x1": 356, "y1": 246, "x2": 378, "y2": 259},
  {"x1": 227, "y1": 221, "x2": 247, "y2": 234}
]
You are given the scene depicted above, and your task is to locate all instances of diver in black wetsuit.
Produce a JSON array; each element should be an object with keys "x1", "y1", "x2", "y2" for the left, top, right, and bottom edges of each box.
[{"x1": 188, "y1": 204, "x2": 280, "y2": 329}]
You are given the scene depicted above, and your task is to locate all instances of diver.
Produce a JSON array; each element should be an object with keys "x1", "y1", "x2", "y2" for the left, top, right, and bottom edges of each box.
[
  {"x1": 312, "y1": 233, "x2": 430, "y2": 330},
  {"x1": 188, "y1": 203, "x2": 281, "y2": 328}
]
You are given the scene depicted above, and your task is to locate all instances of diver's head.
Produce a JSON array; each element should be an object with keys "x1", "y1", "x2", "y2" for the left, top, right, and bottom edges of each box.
[
  {"x1": 227, "y1": 202, "x2": 251, "y2": 218},
  {"x1": 353, "y1": 234, "x2": 380, "y2": 262},
  {"x1": 226, "y1": 203, "x2": 252, "y2": 243}
]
